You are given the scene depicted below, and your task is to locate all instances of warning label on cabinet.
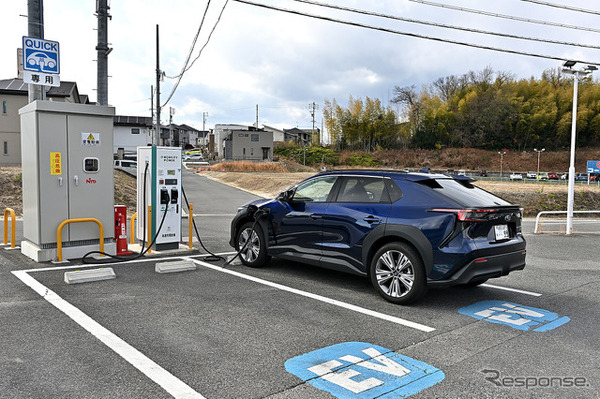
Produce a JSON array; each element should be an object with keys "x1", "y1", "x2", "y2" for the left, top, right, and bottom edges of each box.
[
  {"x1": 50, "y1": 152, "x2": 61, "y2": 175},
  {"x1": 81, "y1": 132, "x2": 101, "y2": 146}
]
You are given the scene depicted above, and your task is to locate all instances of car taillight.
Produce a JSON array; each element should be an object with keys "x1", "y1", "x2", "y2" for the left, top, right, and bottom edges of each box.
[{"x1": 431, "y1": 208, "x2": 499, "y2": 222}]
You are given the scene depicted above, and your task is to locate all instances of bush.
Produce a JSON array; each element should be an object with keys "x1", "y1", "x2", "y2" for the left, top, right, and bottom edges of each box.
[
  {"x1": 274, "y1": 143, "x2": 339, "y2": 166},
  {"x1": 347, "y1": 153, "x2": 381, "y2": 167}
]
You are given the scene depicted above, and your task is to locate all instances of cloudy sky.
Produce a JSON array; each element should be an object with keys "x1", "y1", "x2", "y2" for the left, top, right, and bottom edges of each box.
[{"x1": 2, "y1": 0, "x2": 599, "y2": 136}]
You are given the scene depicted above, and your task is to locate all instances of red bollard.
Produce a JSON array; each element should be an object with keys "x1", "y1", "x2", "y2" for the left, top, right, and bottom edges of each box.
[{"x1": 114, "y1": 205, "x2": 133, "y2": 255}]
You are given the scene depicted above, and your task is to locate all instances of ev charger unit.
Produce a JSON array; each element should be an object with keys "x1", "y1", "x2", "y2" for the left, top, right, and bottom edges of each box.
[
  {"x1": 136, "y1": 146, "x2": 182, "y2": 251},
  {"x1": 19, "y1": 101, "x2": 116, "y2": 262}
]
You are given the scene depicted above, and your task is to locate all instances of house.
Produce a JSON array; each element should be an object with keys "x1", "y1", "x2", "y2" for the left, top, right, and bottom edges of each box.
[
  {"x1": 283, "y1": 127, "x2": 321, "y2": 146},
  {"x1": 213, "y1": 124, "x2": 250, "y2": 158},
  {"x1": 0, "y1": 78, "x2": 87, "y2": 165},
  {"x1": 159, "y1": 123, "x2": 204, "y2": 148},
  {"x1": 262, "y1": 124, "x2": 285, "y2": 142},
  {"x1": 113, "y1": 115, "x2": 153, "y2": 158},
  {"x1": 222, "y1": 128, "x2": 273, "y2": 161}
]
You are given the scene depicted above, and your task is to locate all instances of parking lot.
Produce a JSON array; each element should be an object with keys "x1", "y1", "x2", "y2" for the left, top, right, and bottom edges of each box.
[{"x1": 1, "y1": 177, "x2": 598, "y2": 398}]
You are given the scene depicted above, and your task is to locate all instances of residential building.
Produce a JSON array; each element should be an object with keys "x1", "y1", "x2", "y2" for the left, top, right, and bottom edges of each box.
[
  {"x1": 223, "y1": 128, "x2": 273, "y2": 161},
  {"x1": 0, "y1": 78, "x2": 87, "y2": 165},
  {"x1": 283, "y1": 127, "x2": 321, "y2": 146},
  {"x1": 262, "y1": 124, "x2": 285, "y2": 142},
  {"x1": 113, "y1": 115, "x2": 153, "y2": 158}
]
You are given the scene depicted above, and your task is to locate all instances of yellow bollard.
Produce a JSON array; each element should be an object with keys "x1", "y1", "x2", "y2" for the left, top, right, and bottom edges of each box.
[
  {"x1": 57, "y1": 218, "x2": 104, "y2": 262},
  {"x1": 188, "y1": 204, "x2": 193, "y2": 250},
  {"x1": 130, "y1": 212, "x2": 137, "y2": 245},
  {"x1": 3, "y1": 208, "x2": 16, "y2": 248},
  {"x1": 147, "y1": 206, "x2": 152, "y2": 254}
]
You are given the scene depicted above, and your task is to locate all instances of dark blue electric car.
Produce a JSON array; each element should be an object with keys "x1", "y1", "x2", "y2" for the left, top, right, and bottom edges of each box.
[{"x1": 230, "y1": 170, "x2": 526, "y2": 304}]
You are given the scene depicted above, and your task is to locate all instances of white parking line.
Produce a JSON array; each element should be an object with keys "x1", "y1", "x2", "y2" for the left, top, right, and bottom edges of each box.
[
  {"x1": 481, "y1": 283, "x2": 542, "y2": 297},
  {"x1": 11, "y1": 270, "x2": 206, "y2": 399},
  {"x1": 185, "y1": 258, "x2": 436, "y2": 333}
]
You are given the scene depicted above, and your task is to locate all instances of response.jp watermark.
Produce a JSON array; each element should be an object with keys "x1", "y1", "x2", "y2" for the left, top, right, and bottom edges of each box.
[{"x1": 481, "y1": 369, "x2": 590, "y2": 389}]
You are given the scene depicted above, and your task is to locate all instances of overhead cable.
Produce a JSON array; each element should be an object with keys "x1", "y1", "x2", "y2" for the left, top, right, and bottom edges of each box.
[
  {"x1": 164, "y1": 1, "x2": 212, "y2": 80},
  {"x1": 520, "y1": 0, "x2": 600, "y2": 16},
  {"x1": 162, "y1": 0, "x2": 229, "y2": 108},
  {"x1": 232, "y1": 0, "x2": 600, "y2": 66},
  {"x1": 408, "y1": 0, "x2": 600, "y2": 34},
  {"x1": 292, "y1": 0, "x2": 600, "y2": 50}
]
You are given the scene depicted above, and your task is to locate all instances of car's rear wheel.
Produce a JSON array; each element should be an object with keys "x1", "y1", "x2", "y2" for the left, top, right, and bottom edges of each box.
[
  {"x1": 370, "y1": 242, "x2": 426, "y2": 305},
  {"x1": 236, "y1": 222, "x2": 270, "y2": 267}
]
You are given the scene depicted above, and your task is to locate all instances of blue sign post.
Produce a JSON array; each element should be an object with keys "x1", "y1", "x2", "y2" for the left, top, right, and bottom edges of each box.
[
  {"x1": 587, "y1": 160, "x2": 600, "y2": 174},
  {"x1": 22, "y1": 36, "x2": 60, "y2": 87}
]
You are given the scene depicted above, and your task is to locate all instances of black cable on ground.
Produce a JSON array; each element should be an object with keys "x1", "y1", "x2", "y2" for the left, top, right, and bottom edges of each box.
[
  {"x1": 181, "y1": 186, "x2": 225, "y2": 262},
  {"x1": 80, "y1": 162, "x2": 167, "y2": 264}
]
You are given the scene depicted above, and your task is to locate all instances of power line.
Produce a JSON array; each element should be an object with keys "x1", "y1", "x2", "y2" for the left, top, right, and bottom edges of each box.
[
  {"x1": 232, "y1": 0, "x2": 600, "y2": 66},
  {"x1": 408, "y1": 0, "x2": 600, "y2": 34},
  {"x1": 164, "y1": 1, "x2": 212, "y2": 80},
  {"x1": 520, "y1": 0, "x2": 600, "y2": 16},
  {"x1": 291, "y1": 0, "x2": 600, "y2": 50},
  {"x1": 162, "y1": 0, "x2": 230, "y2": 108}
]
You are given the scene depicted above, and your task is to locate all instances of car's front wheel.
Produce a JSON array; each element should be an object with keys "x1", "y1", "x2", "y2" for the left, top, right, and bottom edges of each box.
[
  {"x1": 236, "y1": 222, "x2": 270, "y2": 267},
  {"x1": 370, "y1": 242, "x2": 426, "y2": 305}
]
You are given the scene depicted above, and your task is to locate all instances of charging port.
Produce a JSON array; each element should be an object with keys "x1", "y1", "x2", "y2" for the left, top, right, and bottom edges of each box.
[
  {"x1": 160, "y1": 188, "x2": 170, "y2": 205},
  {"x1": 170, "y1": 188, "x2": 178, "y2": 204}
]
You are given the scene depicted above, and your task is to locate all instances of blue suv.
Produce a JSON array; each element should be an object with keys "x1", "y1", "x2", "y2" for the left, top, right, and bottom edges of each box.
[{"x1": 230, "y1": 170, "x2": 526, "y2": 304}]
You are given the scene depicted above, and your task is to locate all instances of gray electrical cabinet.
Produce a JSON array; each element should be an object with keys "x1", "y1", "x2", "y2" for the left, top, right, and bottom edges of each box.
[{"x1": 19, "y1": 101, "x2": 115, "y2": 261}]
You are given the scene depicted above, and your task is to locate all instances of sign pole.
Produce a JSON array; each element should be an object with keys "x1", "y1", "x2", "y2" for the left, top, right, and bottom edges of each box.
[{"x1": 27, "y1": 0, "x2": 46, "y2": 102}]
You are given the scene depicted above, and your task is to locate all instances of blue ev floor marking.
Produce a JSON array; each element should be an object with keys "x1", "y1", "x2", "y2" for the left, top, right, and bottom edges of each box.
[
  {"x1": 459, "y1": 300, "x2": 570, "y2": 332},
  {"x1": 285, "y1": 342, "x2": 444, "y2": 398}
]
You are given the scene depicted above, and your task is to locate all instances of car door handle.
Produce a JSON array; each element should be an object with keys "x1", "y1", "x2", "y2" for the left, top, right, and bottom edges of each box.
[
  {"x1": 310, "y1": 214, "x2": 323, "y2": 220},
  {"x1": 363, "y1": 216, "x2": 380, "y2": 224}
]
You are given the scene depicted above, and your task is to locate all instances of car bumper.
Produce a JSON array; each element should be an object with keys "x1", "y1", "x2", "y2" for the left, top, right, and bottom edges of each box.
[{"x1": 428, "y1": 249, "x2": 526, "y2": 286}]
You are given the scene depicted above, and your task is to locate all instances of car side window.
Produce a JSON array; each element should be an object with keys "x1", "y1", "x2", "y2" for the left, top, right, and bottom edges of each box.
[
  {"x1": 337, "y1": 177, "x2": 390, "y2": 203},
  {"x1": 292, "y1": 176, "x2": 337, "y2": 202}
]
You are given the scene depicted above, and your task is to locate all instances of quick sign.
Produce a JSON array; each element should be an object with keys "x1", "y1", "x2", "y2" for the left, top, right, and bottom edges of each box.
[
  {"x1": 459, "y1": 301, "x2": 570, "y2": 332},
  {"x1": 285, "y1": 342, "x2": 444, "y2": 398},
  {"x1": 22, "y1": 36, "x2": 60, "y2": 74},
  {"x1": 586, "y1": 160, "x2": 600, "y2": 174}
]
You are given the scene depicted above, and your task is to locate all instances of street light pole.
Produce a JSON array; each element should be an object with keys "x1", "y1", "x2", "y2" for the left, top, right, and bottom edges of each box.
[
  {"x1": 534, "y1": 148, "x2": 545, "y2": 179},
  {"x1": 562, "y1": 61, "x2": 596, "y2": 235},
  {"x1": 498, "y1": 151, "x2": 506, "y2": 179}
]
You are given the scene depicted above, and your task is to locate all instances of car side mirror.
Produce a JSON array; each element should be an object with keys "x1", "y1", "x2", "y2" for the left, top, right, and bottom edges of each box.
[{"x1": 278, "y1": 189, "x2": 295, "y2": 202}]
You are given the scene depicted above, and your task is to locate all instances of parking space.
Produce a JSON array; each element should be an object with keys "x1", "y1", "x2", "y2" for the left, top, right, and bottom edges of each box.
[{"x1": 4, "y1": 229, "x2": 597, "y2": 398}]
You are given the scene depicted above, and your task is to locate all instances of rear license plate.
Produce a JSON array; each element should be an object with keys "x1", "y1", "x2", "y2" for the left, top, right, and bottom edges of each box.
[{"x1": 494, "y1": 224, "x2": 510, "y2": 240}]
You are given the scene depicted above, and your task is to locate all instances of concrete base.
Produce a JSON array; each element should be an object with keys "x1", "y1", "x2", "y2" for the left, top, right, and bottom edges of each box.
[
  {"x1": 155, "y1": 260, "x2": 196, "y2": 274},
  {"x1": 128, "y1": 243, "x2": 197, "y2": 257},
  {"x1": 64, "y1": 268, "x2": 116, "y2": 284},
  {"x1": 21, "y1": 240, "x2": 117, "y2": 263}
]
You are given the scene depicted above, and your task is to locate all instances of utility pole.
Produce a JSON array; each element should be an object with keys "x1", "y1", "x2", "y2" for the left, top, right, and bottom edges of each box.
[
  {"x1": 154, "y1": 25, "x2": 161, "y2": 146},
  {"x1": 202, "y1": 112, "x2": 208, "y2": 131},
  {"x1": 308, "y1": 102, "x2": 319, "y2": 145},
  {"x1": 96, "y1": 0, "x2": 111, "y2": 106},
  {"x1": 256, "y1": 104, "x2": 259, "y2": 128},
  {"x1": 27, "y1": 0, "x2": 45, "y2": 102}
]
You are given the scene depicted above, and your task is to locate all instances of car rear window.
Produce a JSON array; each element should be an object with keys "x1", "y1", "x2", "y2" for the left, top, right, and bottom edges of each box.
[{"x1": 424, "y1": 178, "x2": 511, "y2": 207}]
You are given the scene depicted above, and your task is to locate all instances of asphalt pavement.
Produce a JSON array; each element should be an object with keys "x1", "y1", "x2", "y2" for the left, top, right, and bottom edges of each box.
[{"x1": 0, "y1": 170, "x2": 598, "y2": 398}]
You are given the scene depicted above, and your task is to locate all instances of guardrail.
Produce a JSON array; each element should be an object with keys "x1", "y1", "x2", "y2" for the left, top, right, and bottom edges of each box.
[
  {"x1": 534, "y1": 210, "x2": 600, "y2": 234},
  {"x1": 3, "y1": 208, "x2": 16, "y2": 248},
  {"x1": 57, "y1": 218, "x2": 104, "y2": 262}
]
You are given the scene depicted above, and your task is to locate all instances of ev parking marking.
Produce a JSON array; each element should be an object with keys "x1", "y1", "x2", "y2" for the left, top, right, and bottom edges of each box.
[
  {"x1": 187, "y1": 258, "x2": 435, "y2": 332},
  {"x1": 11, "y1": 270, "x2": 206, "y2": 399},
  {"x1": 459, "y1": 300, "x2": 570, "y2": 331},
  {"x1": 285, "y1": 342, "x2": 444, "y2": 398}
]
